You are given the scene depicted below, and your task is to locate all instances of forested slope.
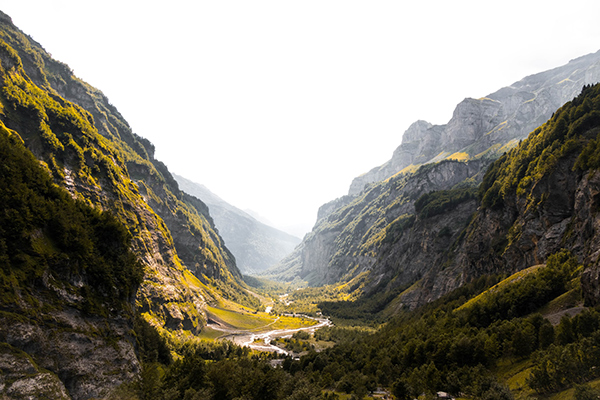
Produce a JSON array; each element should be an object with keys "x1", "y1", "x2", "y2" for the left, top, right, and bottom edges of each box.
[{"x1": 0, "y1": 10, "x2": 255, "y2": 398}]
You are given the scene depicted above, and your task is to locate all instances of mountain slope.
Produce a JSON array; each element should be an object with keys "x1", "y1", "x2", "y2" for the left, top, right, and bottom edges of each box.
[
  {"x1": 263, "y1": 158, "x2": 486, "y2": 286},
  {"x1": 0, "y1": 10, "x2": 258, "y2": 398},
  {"x1": 0, "y1": 10, "x2": 255, "y2": 323},
  {"x1": 335, "y1": 83, "x2": 600, "y2": 314},
  {"x1": 0, "y1": 121, "x2": 142, "y2": 399},
  {"x1": 174, "y1": 174, "x2": 300, "y2": 274},
  {"x1": 349, "y1": 49, "x2": 600, "y2": 195},
  {"x1": 266, "y1": 60, "x2": 600, "y2": 314}
]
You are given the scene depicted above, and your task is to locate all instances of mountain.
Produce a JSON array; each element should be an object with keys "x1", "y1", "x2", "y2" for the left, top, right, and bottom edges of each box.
[
  {"x1": 0, "y1": 10, "x2": 256, "y2": 398},
  {"x1": 173, "y1": 174, "x2": 301, "y2": 274},
  {"x1": 265, "y1": 51, "x2": 600, "y2": 303},
  {"x1": 0, "y1": 124, "x2": 143, "y2": 399},
  {"x1": 348, "y1": 83, "x2": 600, "y2": 314},
  {"x1": 349, "y1": 49, "x2": 600, "y2": 195}
]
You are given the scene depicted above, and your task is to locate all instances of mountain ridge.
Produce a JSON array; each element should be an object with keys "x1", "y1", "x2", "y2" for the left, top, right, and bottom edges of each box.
[
  {"x1": 173, "y1": 173, "x2": 301, "y2": 274},
  {"x1": 0, "y1": 10, "x2": 256, "y2": 398},
  {"x1": 349, "y1": 49, "x2": 600, "y2": 195},
  {"x1": 266, "y1": 52, "x2": 600, "y2": 308}
]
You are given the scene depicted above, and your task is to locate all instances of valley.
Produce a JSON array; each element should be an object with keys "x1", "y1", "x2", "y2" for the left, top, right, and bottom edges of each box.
[{"x1": 3, "y1": 6, "x2": 600, "y2": 400}]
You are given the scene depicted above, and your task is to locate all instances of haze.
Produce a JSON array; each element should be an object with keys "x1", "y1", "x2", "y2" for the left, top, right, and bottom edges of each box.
[{"x1": 2, "y1": 1, "x2": 600, "y2": 237}]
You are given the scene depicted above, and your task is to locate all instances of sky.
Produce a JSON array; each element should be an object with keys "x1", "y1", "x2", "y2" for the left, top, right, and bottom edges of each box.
[{"x1": 1, "y1": 1, "x2": 600, "y2": 238}]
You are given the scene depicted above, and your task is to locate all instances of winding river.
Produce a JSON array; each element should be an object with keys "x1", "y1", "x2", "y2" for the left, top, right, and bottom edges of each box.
[{"x1": 208, "y1": 315, "x2": 332, "y2": 355}]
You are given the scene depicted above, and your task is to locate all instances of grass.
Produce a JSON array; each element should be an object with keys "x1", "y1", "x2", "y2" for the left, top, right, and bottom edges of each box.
[
  {"x1": 206, "y1": 306, "x2": 275, "y2": 331},
  {"x1": 539, "y1": 286, "x2": 582, "y2": 316},
  {"x1": 196, "y1": 326, "x2": 223, "y2": 340},
  {"x1": 456, "y1": 265, "x2": 543, "y2": 311},
  {"x1": 206, "y1": 305, "x2": 318, "y2": 333},
  {"x1": 270, "y1": 315, "x2": 317, "y2": 330},
  {"x1": 546, "y1": 378, "x2": 600, "y2": 400},
  {"x1": 446, "y1": 152, "x2": 470, "y2": 161}
]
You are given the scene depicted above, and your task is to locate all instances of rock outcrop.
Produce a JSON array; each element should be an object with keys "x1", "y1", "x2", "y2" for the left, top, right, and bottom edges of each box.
[
  {"x1": 397, "y1": 84, "x2": 600, "y2": 309},
  {"x1": 264, "y1": 159, "x2": 486, "y2": 286},
  {"x1": 268, "y1": 59, "x2": 600, "y2": 317}
]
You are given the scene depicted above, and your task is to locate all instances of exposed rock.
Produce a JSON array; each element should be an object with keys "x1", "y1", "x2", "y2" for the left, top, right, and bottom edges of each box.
[
  {"x1": 349, "y1": 49, "x2": 600, "y2": 195},
  {"x1": 266, "y1": 159, "x2": 486, "y2": 285},
  {"x1": 0, "y1": 10, "x2": 247, "y2": 399}
]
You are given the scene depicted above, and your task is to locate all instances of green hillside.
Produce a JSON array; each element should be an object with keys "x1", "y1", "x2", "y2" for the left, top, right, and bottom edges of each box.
[{"x1": 0, "y1": 9, "x2": 257, "y2": 327}]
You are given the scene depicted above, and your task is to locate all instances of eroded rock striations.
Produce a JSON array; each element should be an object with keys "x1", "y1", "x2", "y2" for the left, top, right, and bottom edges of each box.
[
  {"x1": 264, "y1": 159, "x2": 486, "y2": 286},
  {"x1": 401, "y1": 84, "x2": 600, "y2": 310},
  {"x1": 268, "y1": 53, "x2": 600, "y2": 317}
]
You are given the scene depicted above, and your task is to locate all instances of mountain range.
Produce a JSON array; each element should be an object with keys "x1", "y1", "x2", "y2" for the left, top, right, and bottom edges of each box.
[
  {"x1": 0, "y1": 10, "x2": 253, "y2": 398},
  {"x1": 264, "y1": 48, "x2": 600, "y2": 311},
  {"x1": 173, "y1": 173, "x2": 300, "y2": 274}
]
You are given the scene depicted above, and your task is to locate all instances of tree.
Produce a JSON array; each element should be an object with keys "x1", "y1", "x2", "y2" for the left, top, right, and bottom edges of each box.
[{"x1": 392, "y1": 380, "x2": 410, "y2": 400}]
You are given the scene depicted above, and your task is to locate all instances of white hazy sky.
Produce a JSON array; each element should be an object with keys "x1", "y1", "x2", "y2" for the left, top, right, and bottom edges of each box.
[{"x1": 2, "y1": 1, "x2": 600, "y2": 237}]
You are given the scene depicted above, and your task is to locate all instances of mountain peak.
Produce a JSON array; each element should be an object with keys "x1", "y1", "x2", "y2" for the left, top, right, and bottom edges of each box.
[{"x1": 348, "y1": 49, "x2": 600, "y2": 196}]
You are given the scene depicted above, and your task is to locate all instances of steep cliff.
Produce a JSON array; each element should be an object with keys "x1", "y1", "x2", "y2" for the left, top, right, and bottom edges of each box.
[
  {"x1": 0, "y1": 124, "x2": 142, "y2": 399},
  {"x1": 174, "y1": 174, "x2": 300, "y2": 274},
  {"x1": 0, "y1": 10, "x2": 252, "y2": 399},
  {"x1": 264, "y1": 158, "x2": 486, "y2": 286},
  {"x1": 349, "y1": 49, "x2": 600, "y2": 195},
  {"x1": 398, "y1": 84, "x2": 600, "y2": 309},
  {"x1": 272, "y1": 84, "x2": 600, "y2": 319}
]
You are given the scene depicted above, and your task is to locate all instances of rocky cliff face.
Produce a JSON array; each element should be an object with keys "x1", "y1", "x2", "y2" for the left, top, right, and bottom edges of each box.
[
  {"x1": 0, "y1": 11, "x2": 249, "y2": 399},
  {"x1": 174, "y1": 174, "x2": 300, "y2": 274},
  {"x1": 397, "y1": 84, "x2": 600, "y2": 309},
  {"x1": 349, "y1": 50, "x2": 600, "y2": 195},
  {"x1": 269, "y1": 59, "x2": 600, "y2": 317},
  {"x1": 265, "y1": 159, "x2": 486, "y2": 286}
]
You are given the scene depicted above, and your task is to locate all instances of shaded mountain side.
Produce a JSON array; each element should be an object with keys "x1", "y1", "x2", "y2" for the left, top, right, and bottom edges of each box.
[
  {"x1": 349, "y1": 49, "x2": 600, "y2": 195},
  {"x1": 395, "y1": 84, "x2": 600, "y2": 310},
  {"x1": 267, "y1": 84, "x2": 600, "y2": 316},
  {"x1": 0, "y1": 124, "x2": 141, "y2": 399},
  {"x1": 262, "y1": 158, "x2": 487, "y2": 285},
  {"x1": 173, "y1": 174, "x2": 300, "y2": 274},
  {"x1": 0, "y1": 12, "x2": 255, "y2": 336},
  {"x1": 266, "y1": 51, "x2": 600, "y2": 304}
]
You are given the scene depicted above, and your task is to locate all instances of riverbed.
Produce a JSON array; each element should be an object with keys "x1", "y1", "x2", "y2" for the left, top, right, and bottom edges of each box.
[{"x1": 208, "y1": 315, "x2": 332, "y2": 355}]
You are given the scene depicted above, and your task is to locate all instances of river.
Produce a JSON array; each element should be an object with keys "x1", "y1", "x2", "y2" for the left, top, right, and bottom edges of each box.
[{"x1": 208, "y1": 315, "x2": 332, "y2": 355}]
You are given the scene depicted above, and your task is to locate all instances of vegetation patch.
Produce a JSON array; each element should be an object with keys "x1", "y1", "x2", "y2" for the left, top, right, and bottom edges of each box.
[{"x1": 414, "y1": 187, "x2": 477, "y2": 219}]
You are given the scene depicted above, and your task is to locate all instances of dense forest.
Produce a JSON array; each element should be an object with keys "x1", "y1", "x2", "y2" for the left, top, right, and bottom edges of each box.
[{"x1": 116, "y1": 250, "x2": 598, "y2": 400}]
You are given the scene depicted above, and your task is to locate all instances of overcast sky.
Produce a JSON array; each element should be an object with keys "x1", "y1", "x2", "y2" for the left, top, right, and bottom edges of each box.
[{"x1": 2, "y1": 1, "x2": 600, "y2": 237}]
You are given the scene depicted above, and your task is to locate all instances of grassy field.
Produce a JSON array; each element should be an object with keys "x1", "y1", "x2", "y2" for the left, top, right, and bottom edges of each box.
[
  {"x1": 206, "y1": 306, "x2": 275, "y2": 331},
  {"x1": 206, "y1": 305, "x2": 318, "y2": 333},
  {"x1": 196, "y1": 326, "x2": 224, "y2": 340},
  {"x1": 270, "y1": 314, "x2": 318, "y2": 330}
]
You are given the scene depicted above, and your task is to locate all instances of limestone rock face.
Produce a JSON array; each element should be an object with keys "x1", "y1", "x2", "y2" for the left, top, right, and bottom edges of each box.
[
  {"x1": 0, "y1": 311, "x2": 140, "y2": 400},
  {"x1": 404, "y1": 157, "x2": 600, "y2": 310},
  {"x1": 398, "y1": 86, "x2": 600, "y2": 310},
  {"x1": 267, "y1": 159, "x2": 486, "y2": 286},
  {"x1": 349, "y1": 49, "x2": 600, "y2": 195},
  {"x1": 269, "y1": 56, "x2": 600, "y2": 314}
]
